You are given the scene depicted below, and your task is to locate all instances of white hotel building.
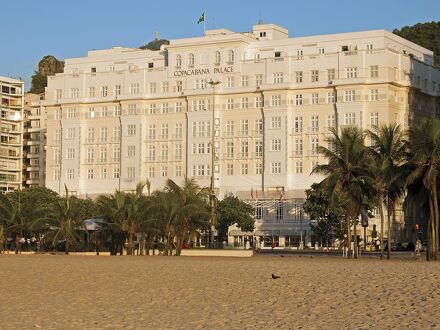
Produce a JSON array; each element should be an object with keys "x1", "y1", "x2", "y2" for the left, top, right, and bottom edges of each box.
[{"x1": 44, "y1": 23, "x2": 440, "y2": 247}]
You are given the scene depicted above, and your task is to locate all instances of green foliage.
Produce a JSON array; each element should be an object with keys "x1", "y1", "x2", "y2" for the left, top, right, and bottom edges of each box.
[
  {"x1": 7, "y1": 187, "x2": 59, "y2": 211},
  {"x1": 29, "y1": 71, "x2": 47, "y2": 94},
  {"x1": 303, "y1": 183, "x2": 346, "y2": 242},
  {"x1": 139, "y1": 39, "x2": 170, "y2": 51},
  {"x1": 393, "y1": 21, "x2": 440, "y2": 69},
  {"x1": 217, "y1": 195, "x2": 255, "y2": 238}
]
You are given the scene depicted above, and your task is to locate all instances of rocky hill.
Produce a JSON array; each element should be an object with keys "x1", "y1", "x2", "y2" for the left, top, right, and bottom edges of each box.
[{"x1": 30, "y1": 55, "x2": 64, "y2": 94}]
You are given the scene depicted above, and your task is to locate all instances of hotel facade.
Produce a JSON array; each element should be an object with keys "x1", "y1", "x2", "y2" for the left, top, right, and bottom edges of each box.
[
  {"x1": 0, "y1": 76, "x2": 24, "y2": 193},
  {"x1": 44, "y1": 24, "x2": 440, "y2": 247}
]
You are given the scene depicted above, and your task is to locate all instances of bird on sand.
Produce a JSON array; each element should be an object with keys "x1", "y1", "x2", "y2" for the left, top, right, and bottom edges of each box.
[{"x1": 271, "y1": 273, "x2": 281, "y2": 279}]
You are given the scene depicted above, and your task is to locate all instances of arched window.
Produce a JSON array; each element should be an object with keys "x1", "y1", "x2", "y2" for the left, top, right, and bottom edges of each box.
[
  {"x1": 176, "y1": 54, "x2": 181, "y2": 67},
  {"x1": 215, "y1": 51, "x2": 221, "y2": 65},
  {"x1": 227, "y1": 50, "x2": 235, "y2": 63},
  {"x1": 189, "y1": 53, "x2": 195, "y2": 66}
]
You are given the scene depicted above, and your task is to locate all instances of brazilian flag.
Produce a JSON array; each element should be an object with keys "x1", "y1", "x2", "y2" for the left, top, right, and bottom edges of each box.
[{"x1": 197, "y1": 12, "x2": 205, "y2": 24}]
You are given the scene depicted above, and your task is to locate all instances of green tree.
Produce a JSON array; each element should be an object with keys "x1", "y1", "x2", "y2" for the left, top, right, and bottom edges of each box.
[
  {"x1": 313, "y1": 127, "x2": 371, "y2": 258},
  {"x1": 407, "y1": 118, "x2": 440, "y2": 261},
  {"x1": 139, "y1": 39, "x2": 170, "y2": 51},
  {"x1": 368, "y1": 124, "x2": 407, "y2": 259},
  {"x1": 303, "y1": 183, "x2": 346, "y2": 247},
  {"x1": 216, "y1": 195, "x2": 255, "y2": 241},
  {"x1": 32, "y1": 187, "x2": 85, "y2": 254}
]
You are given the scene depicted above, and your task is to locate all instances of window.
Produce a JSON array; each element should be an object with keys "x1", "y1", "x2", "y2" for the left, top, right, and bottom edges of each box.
[
  {"x1": 176, "y1": 80, "x2": 183, "y2": 92},
  {"x1": 161, "y1": 81, "x2": 169, "y2": 93},
  {"x1": 241, "y1": 97, "x2": 249, "y2": 109},
  {"x1": 295, "y1": 138, "x2": 303, "y2": 156},
  {"x1": 240, "y1": 120, "x2": 249, "y2": 135},
  {"x1": 149, "y1": 82, "x2": 157, "y2": 94},
  {"x1": 87, "y1": 108, "x2": 95, "y2": 119},
  {"x1": 86, "y1": 147, "x2": 94, "y2": 163},
  {"x1": 344, "y1": 90, "x2": 356, "y2": 102},
  {"x1": 113, "y1": 168, "x2": 120, "y2": 179},
  {"x1": 311, "y1": 115, "x2": 319, "y2": 132},
  {"x1": 311, "y1": 93, "x2": 319, "y2": 105},
  {"x1": 255, "y1": 74, "x2": 263, "y2": 87},
  {"x1": 271, "y1": 116, "x2": 281, "y2": 129},
  {"x1": 55, "y1": 109, "x2": 62, "y2": 120},
  {"x1": 127, "y1": 104, "x2": 136, "y2": 115},
  {"x1": 370, "y1": 112, "x2": 379, "y2": 128},
  {"x1": 100, "y1": 147, "x2": 107, "y2": 162},
  {"x1": 227, "y1": 98, "x2": 234, "y2": 110},
  {"x1": 227, "y1": 50, "x2": 235, "y2": 63},
  {"x1": 295, "y1": 161, "x2": 303, "y2": 174},
  {"x1": 88, "y1": 87, "x2": 95, "y2": 97},
  {"x1": 295, "y1": 94, "x2": 303, "y2": 106},
  {"x1": 127, "y1": 167, "x2": 135, "y2": 179},
  {"x1": 129, "y1": 83, "x2": 140, "y2": 94},
  {"x1": 189, "y1": 53, "x2": 195, "y2": 66},
  {"x1": 295, "y1": 71, "x2": 303, "y2": 83},
  {"x1": 147, "y1": 145, "x2": 155, "y2": 160},
  {"x1": 344, "y1": 112, "x2": 356, "y2": 125},
  {"x1": 175, "y1": 102, "x2": 183, "y2": 113},
  {"x1": 327, "y1": 92, "x2": 335, "y2": 104},
  {"x1": 176, "y1": 54, "x2": 182, "y2": 67},
  {"x1": 56, "y1": 89, "x2": 63, "y2": 99},
  {"x1": 297, "y1": 50, "x2": 304, "y2": 57},
  {"x1": 370, "y1": 65, "x2": 378, "y2": 78},
  {"x1": 149, "y1": 104, "x2": 156, "y2": 114},
  {"x1": 175, "y1": 165, "x2": 182, "y2": 177},
  {"x1": 369, "y1": 89, "x2": 379, "y2": 101},
  {"x1": 55, "y1": 129, "x2": 61, "y2": 143},
  {"x1": 311, "y1": 70, "x2": 319, "y2": 82},
  {"x1": 346, "y1": 67, "x2": 357, "y2": 78},
  {"x1": 114, "y1": 85, "x2": 121, "y2": 96},
  {"x1": 226, "y1": 142, "x2": 234, "y2": 158},
  {"x1": 100, "y1": 127, "x2": 107, "y2": 142},
  {"x1": 53, "y1": 169, "x2": 60, "y2": 181},
  {"x1": 87, "y1": 169, "x2": 94, "y2": 179},
  {"x1": 54, "y1": 149, "x2": 61, "y2": 164},
  {"x1": 271, "y1": 95, "x2": 281, "y2": 106},
  {"x1": 113, "y1": 146, "x2": 121, "y2": 161},
  {"x1": 100, "y1": 86, "x2": 108, "y2": 97},
  {"x1": 127, "y1": 145, "x2": 136, "y2": 157},
  {"x1": 70, "y1": 88, "x2": 79, "y2": 98},
  {"x1": 225, "y1": 120, "x2": 234, "y2": 136},
  {"x1": 273, "y1": 73, "x2": 284, "y2": 84},
  {"x1": 255, "y1": 163, "x2": 262, "y2": 175},
  {"x1": 114, "y1": 105, "x2": 121, "y2": 116},
  {"x1": 318, "y1": 47, "x2": 325, "y2": 54},
  {"x1": 294, "y1": 116, "x2": 303, "y2": 133},
  {"x1": 241, "y1": 141, "x2": 249, "y2": 157},
  {"x1": 366, "y1": 43, "x2": 373, "y2": 50},
  {"x1": 101, "y1": 106, "x2": 108, "y2": 117},
  {"x1": 66, "y1": 148, "x2": 75, "y2": 159},
  {"x1": 327, "y1": 69, "x2": 336, "y2": 81},
  {"x1": 214, "y1": 51, "x2": 221, "y2": 65},
  {"x1": 66, "y1": 128, "x2": 75, "y2": 139},
  {"x1": 271, "y1": 139, "x2": 281, "y2": 151},
  {"x1": 175, "y1": 144, "x2": 182, "y2": 160},
  {"x1": 128, "y1": 124, "x2": 136, "y2": 136},
  {"x1": 271, "y1": 162, "x2": 281, "y2": 174},
  {"x1": 174, "y1": 123, "x2": 183, "y2": 138},
  {"x1": 327, "y1": 114, "x2": 336, "y2": 129},
  {"x1": 113, "y1": 126, "x2": 121, "y2": 140},
  {"x1": 227, "y1": 164, "x2": 234, "y2": 175},
  {"x1": 100, "y1": 168, "x2": 107, "y2": 179},
  {"x1": 311, "y1": 137, "x2": 319, "y2": 155},
  {"x1": 255, "y1": 140, "x2": 263, "y2": 156},
  {"x1": 241, "y1": 164, "x2": 248, "y2": 175},
  {"x1": 67, "y1": 108, "x2": 76, "y2": 119},
  {"x1": 161, "y1": 103, "x2": 169, "y2": 114},
  {"x1": 259, "y1": 31, "x2": 267, "y2": 38},
  {"x1": 256, "y1": 96, "x2": 263, "y2": 108},
  {"x1": 241, "y1": 75, "x2": 249, "y2": 87},
  {"x1": 227, "y1": 77, "x2": 234, "y2": 88},
  {"x1": 66, "y1": 169, "x2": 75, "y2": 180},
  {"x1": 160, "y1": 124, "x2": 169, "y2": 139}
]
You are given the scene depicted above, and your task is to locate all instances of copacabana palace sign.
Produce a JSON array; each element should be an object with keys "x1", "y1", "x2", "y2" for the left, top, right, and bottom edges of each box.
[{"x1": 173, "y1": 66, "x2": 233, "y2": 77}]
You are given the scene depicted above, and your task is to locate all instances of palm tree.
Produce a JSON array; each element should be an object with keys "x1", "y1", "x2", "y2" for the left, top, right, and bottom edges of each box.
[
  {"x1": 313, "y1": 127, "x2": 371, "y2": 259},
  {"x1": 368, "y1": 124, "x2": 407, "y2": 259},
  {"x1": 0, "y1": 191, "x2": 48, "y2": 253},
  {"x1": 407, "y1": 118, "x2": 440, "y2": 261},
  {"x1": 32, "y1": 186, "x2": 85, "y2": 254}
]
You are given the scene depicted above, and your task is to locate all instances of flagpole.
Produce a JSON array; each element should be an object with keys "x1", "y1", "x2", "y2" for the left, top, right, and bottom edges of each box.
[{"x1": 204, "y1": 10, "x2": 206, "y2": 35}]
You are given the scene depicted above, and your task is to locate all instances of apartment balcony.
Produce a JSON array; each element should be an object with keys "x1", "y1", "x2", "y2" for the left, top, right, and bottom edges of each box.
[
  {"x1": 26, "y1": 179, "x2": 40, "y2": 185},
  {"x1": 26, "y1": 166, "x2": 40, "y2": 172},
  {"x1": 24, "y1": 140, "x2": 39, "y2": 146},
  {"x1": 306, "y1": 127, "x2": 320, "y2": 134}
]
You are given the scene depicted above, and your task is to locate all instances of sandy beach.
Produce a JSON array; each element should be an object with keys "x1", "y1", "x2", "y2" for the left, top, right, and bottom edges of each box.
[{"x1": 0, "y1": 254, "x2": 439, "y2": 329}]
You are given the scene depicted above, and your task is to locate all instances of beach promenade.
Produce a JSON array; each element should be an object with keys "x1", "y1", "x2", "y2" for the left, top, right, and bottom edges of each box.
[{"x1": 0, "y1": 254, "x2": 439, "y2": 329}]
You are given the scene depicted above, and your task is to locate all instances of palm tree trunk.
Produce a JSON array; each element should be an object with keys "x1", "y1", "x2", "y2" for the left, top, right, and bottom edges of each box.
[
  {"x1": 428, "y1": 196, "x2": 434, "y2": 261},
  {"x1": 127, "y1": 232, "x2": 134, "y2": 255},
  {"x1": 346, "y1": 215, "x2": 351, "y2": 259},
  {"x1": 65, "y1": 240, "x2": 69, "y2": 255},
  {"x1": 379, "y1": 201, "x2": 385, "y2": 260},
  {"x1": 432, "y1": 180, "x2": 439, "y2": 261},
  {"x1": 387, "y1": 200, "x2": 392, "y2": 260},
  {"x1": 353, "y1": 220, "x2": 358, "y2": 259}
]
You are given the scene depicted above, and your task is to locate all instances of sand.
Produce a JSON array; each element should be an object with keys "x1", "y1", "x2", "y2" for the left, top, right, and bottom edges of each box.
[{"x1": 0, "y1": 254, "x2": 439, "y2": 329}]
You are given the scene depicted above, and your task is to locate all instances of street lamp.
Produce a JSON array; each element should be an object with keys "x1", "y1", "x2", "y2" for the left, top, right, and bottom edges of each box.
[{"x1": 206, "y1": 79, "x2": 221, "y2": 248}]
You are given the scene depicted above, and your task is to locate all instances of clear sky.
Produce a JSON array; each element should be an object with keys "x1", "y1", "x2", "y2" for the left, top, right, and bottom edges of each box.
[{"x1": 2, "y1": 0, "x2": 439, "y2": 90}]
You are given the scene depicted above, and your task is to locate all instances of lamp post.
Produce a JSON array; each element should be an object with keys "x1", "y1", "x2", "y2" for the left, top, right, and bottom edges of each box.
[{"x1": 207, "y1": 79, "x2": 221, "y2": 248}]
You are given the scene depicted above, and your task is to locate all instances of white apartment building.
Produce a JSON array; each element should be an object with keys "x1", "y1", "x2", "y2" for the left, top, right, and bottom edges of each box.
[
  {"x1": 0, "y1": 76, "x2": 24, "y2": 192},
  {"x1": 44, "y1": 24, "x2": 440, "y2": 247},
  {"x1": 23, "y1": 93, "x2": 46, "y2": 187}
]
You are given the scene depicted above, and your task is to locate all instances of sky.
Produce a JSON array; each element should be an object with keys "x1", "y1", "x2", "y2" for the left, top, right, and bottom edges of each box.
[{"x1": 1, "y1": 0, "x2": 439, "y2": 90}]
